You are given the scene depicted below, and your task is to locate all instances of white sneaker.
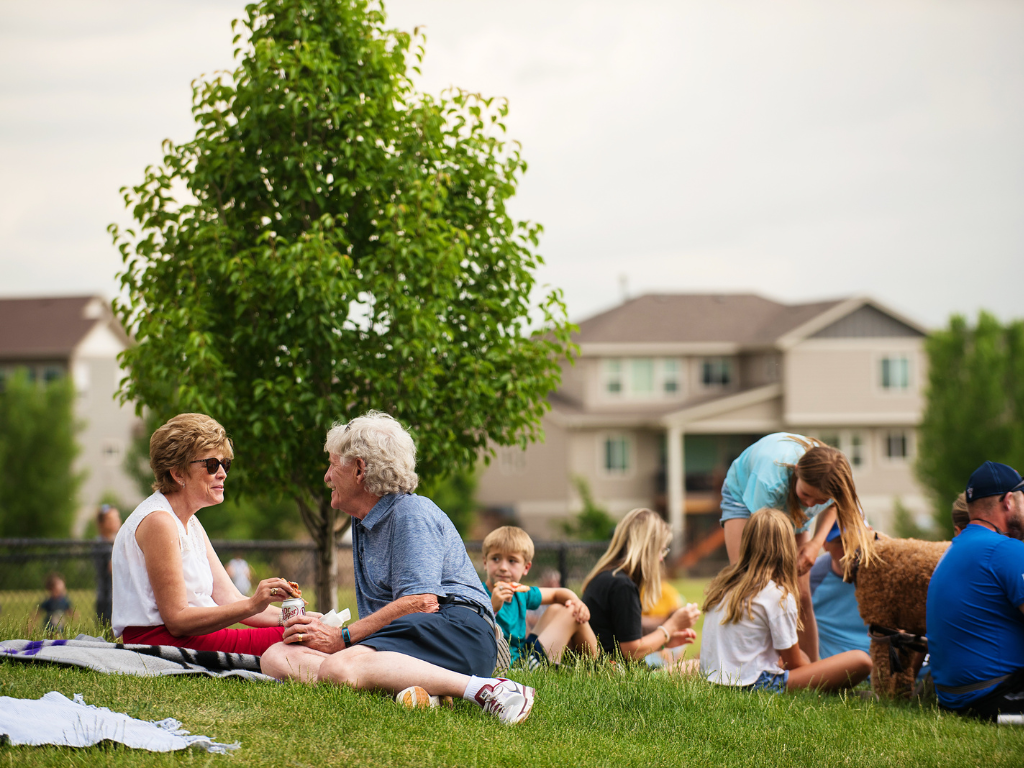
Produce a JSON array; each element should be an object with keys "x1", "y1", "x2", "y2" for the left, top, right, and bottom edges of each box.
[
  {"x1": 474, "y1": 678, "x2": 535, "y2": 725},
  {"x1": 395, "y1": 686, "x2": 453, "y2": 709}
]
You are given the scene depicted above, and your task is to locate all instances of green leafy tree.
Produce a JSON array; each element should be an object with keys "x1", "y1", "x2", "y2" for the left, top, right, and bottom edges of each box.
[
  {"x1": 916, "y1": 312, "x2": 1024, "y2": 537},
  {"x1": 110, "y1": 0, "x2": 573, "y2": 609},
  {"x1": 0, "y1": 369, "x2": 83, "y2": 537},
  {"x1": 559, "y1": 477, "x2": 616, "y2": 541}
]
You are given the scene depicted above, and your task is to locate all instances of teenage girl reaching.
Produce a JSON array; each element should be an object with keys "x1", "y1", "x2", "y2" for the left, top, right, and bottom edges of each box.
[
  {"x1": 720, "y1": 433, "x2": 875, "y2": 660},
  {"x1": 701, "y1": 507, "x2": 872, "y2": 693},
  {"x1": 582, "y1": 508, "x2": 700, "y2": 668}
]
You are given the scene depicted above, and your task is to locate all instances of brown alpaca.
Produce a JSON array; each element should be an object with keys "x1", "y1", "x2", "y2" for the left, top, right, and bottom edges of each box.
[{"x1": 852, "y1": 535, "x2": 950, "y2": 698}]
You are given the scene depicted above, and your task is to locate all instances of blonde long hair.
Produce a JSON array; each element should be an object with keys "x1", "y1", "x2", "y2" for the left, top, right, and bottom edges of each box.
[
  {"x1": 581, "y1": 508, "x2": 669, "y2": 611},
  {"x1": 782, "y1": 436, "x2": 876, "y2": 577},
  {"x1": 703, "y1": 507, "x2": 802, "y2": 628}
]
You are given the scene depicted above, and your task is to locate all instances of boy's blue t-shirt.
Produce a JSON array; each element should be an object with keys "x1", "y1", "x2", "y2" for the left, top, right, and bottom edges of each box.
[
  {"x1": 809, "y1": 555, "x2": 870, "y2": 659},
  {"x1": 926, "y1": 524, "x2": 1024, "y2": 709},
  {"x1": 483, "y1": 583, "x2": 543, "y2": 661}
]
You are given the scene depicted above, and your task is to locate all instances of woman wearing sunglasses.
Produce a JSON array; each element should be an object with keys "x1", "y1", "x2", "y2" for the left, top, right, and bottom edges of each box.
[{"x1": 111, "y1": 413, "x2": 299, "y2": 654}]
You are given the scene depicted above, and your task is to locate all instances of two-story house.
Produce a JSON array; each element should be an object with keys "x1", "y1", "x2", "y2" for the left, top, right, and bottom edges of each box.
[
  {"x1": 0, "y1": 296, "x2": 142, "y2": 534},
  {"x1": 475, "y1": 294, "x2": 928, "y2": 567}
]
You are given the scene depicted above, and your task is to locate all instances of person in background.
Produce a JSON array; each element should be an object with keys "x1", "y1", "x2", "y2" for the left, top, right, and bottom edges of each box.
[
  {"x1": 951, "y1": 493, "x2": 969, "y2": 537},
  {"x1": 701, "y1": 508, "x2": 872, "y2": 693},
  {"x1": 808, "y1": 522, "x2": 871, "y2": 659},
  {"x1": 719, "y1": 433, "x2": 875, "y2": 661},
  {"x1": 482, "y1": 526, "x2": 598, "y2": 667},
  {"x1": 226, "y1": 554, "x2": 252, "y2": 595},
  {"x1": 582, "y1": 508, "x2": 700, "y2": 668},
  {"x1": 94, "y1": 504, "x2": 121, "y2": 626},
  {"x1": 36, "y1": 572, "x2": 74, "y2": 632}
]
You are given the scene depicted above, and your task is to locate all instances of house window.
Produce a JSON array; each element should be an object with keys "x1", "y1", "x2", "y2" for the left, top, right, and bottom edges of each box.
[
  {"x1": 885, "y1": 431, "x2": 909, "y2": 460},
  {"x1": 880, "y1": 356, "x2": 910, "y2": 391},
  {"x1": 631, "y1": 359, "x2": 655, "y2": 395},
  {"x1": 702, "y1": 358, "x2": 732, "y2": 387},
  {"x1": 43, "y1": 366, "x2": 62, "y2": 383},
  {"x1": 604, "y1": 435, "x2": 630, "y2": 474},
  {"x1": 605, "y1": 360, "x2": 623, "y2": 395},
  {"x1": 849, "y1": 433, "x2": 864, "y2": 468},
  {"x1": 498, "y1": 448, "x2": 527, "y2": 476},
  {"x1": 663, "y1": 359, "x2": 680, "y2": 394},
  {"x1": 819, "y1": 433, "x2": 841, "y2": 449}
]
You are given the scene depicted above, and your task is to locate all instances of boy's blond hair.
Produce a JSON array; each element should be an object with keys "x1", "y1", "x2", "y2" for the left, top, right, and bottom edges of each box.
[{"x1": 482, "y1": 526, "x2": 535, "y2": 563}]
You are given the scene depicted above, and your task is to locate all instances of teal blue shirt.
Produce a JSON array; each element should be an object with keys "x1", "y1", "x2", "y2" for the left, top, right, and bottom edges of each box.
[
  {"x1": 724, "y1": 432, "x2": 832, "y2": 532},
  {"x1": 483, "y1": 583, "x2": 543, "y2": 662}
]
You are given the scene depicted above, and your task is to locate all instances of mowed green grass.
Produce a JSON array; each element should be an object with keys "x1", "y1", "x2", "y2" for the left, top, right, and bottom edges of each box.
[
  {"x1": 3, "y1": 579, "x2": 1023, "y2": 766},
  {"x1": 3, "y1": 652, "x2": 1023, "y2": 767}
]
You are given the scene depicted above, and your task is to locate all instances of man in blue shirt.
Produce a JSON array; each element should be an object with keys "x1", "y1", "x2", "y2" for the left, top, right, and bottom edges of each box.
[
  {"x1": 261, "y1": 411, "x2": 535, "y2": 724},
  {"x1": 926, "y1": 461, "x2": 1024, "y2": 720}
]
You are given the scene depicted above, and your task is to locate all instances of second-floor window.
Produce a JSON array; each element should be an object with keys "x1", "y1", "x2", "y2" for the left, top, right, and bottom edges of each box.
[
  {"x1": 885, "y1": 431, "x2": 909, "y2": 460},
  {"x1": 880, "y1": 356, "x2": 910, "y2": 391},
  {"x1": 604, "y1": 358, "x2": 683, "y2": 399},
  {"x1": 702, "y1": 358, "x2": 732, "y2": 387}
]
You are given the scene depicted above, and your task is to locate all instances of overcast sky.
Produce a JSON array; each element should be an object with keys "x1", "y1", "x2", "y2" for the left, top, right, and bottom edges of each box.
[{"x1": 2, "y1": 0, "x2": 1022, "y2": 328}]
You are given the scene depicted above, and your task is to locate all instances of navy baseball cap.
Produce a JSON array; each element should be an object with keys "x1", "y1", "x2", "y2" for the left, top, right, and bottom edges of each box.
[
  {"x1": 965, "y1": 461, "x2": 1024, "y2": 501},
  {"x1": 825, "y1": 521, "x2": 842, "y2": 543}
]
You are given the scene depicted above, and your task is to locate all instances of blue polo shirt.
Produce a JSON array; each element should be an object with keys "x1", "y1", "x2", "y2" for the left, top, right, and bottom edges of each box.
[
  {"x1": 350, "y1": 493, "x2": 493, "y2": 620},
  {"x1": 926, "y1": 524, "x2": 1024, "y2": 709}
]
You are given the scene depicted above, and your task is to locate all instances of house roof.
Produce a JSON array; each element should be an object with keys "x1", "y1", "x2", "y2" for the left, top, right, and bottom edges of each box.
[
  {"x1": 573, "y1": 294, "x2": 845, "y2": 347},
  {"x1": 0, "y1": 296, "x2": 123, "y2": 360}
]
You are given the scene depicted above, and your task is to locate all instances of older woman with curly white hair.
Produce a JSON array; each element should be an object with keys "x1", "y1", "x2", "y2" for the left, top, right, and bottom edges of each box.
[{"x1": 260, "y1": 411, "x2": 537, "y2": 725}]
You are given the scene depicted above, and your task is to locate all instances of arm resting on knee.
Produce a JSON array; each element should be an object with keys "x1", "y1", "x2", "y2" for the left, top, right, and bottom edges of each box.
[{"x1": 348, "y1": 594, "x2": 439, "y2": 644}]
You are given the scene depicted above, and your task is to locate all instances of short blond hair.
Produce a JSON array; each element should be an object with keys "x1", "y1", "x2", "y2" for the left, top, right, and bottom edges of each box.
[
  {"x1": 482, "y1": 526, "x2": 535, "y2": 563},
  {"x1": 150, "y1": 413, "x2": 233, "y2": 494},
  {"x1": 324, "y1": 411, "x2": 418, "y2": 496}
]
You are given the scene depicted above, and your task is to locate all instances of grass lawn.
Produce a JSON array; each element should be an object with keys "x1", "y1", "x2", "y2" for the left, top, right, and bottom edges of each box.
[{"x1": 2, "y1": 579, "x2": 1022, "y2": 766}]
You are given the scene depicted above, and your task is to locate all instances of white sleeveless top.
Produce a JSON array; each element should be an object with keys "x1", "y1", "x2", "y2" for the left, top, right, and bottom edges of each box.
[{"x1": 111, "y1": 492, "x2": 217, "y2": 637}]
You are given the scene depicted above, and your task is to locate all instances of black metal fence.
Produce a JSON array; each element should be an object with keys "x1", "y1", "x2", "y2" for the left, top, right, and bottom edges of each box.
[{"x1": 0, "y1": 538, "x2": 608, "y2": 625}]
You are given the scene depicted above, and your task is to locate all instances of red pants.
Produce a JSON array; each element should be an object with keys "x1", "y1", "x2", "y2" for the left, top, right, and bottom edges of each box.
[{"x1": 122, "y1": 625, "x2": 285, "y2": 656}]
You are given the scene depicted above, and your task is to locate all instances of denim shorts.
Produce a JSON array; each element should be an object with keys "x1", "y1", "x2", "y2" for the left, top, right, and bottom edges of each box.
[
  {"x1": 719, "y1": 483, "x2": 814, "y2": 534},
  {"x1": 744, "y1": 670, "x2": 789, "y2": 694}
]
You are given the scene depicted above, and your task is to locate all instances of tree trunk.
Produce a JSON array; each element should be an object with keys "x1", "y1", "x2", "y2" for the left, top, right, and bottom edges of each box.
[{"x1": 298, "y1": 494, "x2": 346, "y2": 613}]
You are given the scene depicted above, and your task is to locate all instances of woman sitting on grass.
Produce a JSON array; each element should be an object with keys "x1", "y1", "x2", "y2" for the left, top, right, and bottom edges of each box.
[
  {"x1": 700, "y1": 507, "x2": 872, "y2": 693},
  {"x1": 581, "y1": 508, "x2": 700, "y2": 668},
  {"x1": 112, "y1": 413, "x2": 302, "y2": 655}
]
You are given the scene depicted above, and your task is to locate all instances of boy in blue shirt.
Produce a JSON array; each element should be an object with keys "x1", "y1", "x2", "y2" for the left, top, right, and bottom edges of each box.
[
  {"x1": 809, "y1": 522, "x2": 871, "y2": 659},
  {"x1": 482, "y1": 527, "x2": 598, "y2": 666}
]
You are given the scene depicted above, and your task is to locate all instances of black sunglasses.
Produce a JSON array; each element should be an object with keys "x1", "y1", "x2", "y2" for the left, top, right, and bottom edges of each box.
[{"x1": 190, "y1": 457, "x2": 232, "y2": 474}]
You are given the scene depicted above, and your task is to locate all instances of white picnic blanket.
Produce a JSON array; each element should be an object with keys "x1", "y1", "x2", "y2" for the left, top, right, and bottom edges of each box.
[{"x1": 0, "y1": 691, "x2": 239, "y2": 752}]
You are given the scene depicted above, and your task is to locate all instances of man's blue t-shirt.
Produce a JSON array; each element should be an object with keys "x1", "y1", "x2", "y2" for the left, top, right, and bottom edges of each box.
[
  {"x1": 350, "y1": 493, "x2": 493, "y2": 621},
  {"x1": 926, "y1": 524, "x2": 1024, "y2": 709},
  {"x1": 483, "y1": 584, "x2": 543, "y2": 662},
  {"x1": 809, "y1": 555, "x2": 870, "y2": 659}
]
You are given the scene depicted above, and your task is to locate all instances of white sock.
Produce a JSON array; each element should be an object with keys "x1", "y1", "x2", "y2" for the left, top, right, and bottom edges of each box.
[{"x1": 463, "y1": 675, "x2": 495, "y2": 702}]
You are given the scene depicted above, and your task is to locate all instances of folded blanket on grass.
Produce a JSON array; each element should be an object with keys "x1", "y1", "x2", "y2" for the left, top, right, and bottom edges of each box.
[
  {"x1": 0, "y1": 691, "x2": 239, "y2": 752},
  {"x1": 0, "y1": 636, "x2": 275, "y2": 682}
]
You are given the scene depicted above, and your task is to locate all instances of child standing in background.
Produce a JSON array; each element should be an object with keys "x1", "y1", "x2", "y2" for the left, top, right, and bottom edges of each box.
[
  {"x1": 483, "y1": 527, "x2": 598, "y2": 666},
  {"x1": 701, "y1": 508, "x2": 871, "y2": 693}
]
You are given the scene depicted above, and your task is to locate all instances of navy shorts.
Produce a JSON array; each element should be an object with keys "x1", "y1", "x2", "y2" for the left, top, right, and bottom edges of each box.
[{"x1": 358, "y1": 603, "x2": 497, "y2": 677}]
